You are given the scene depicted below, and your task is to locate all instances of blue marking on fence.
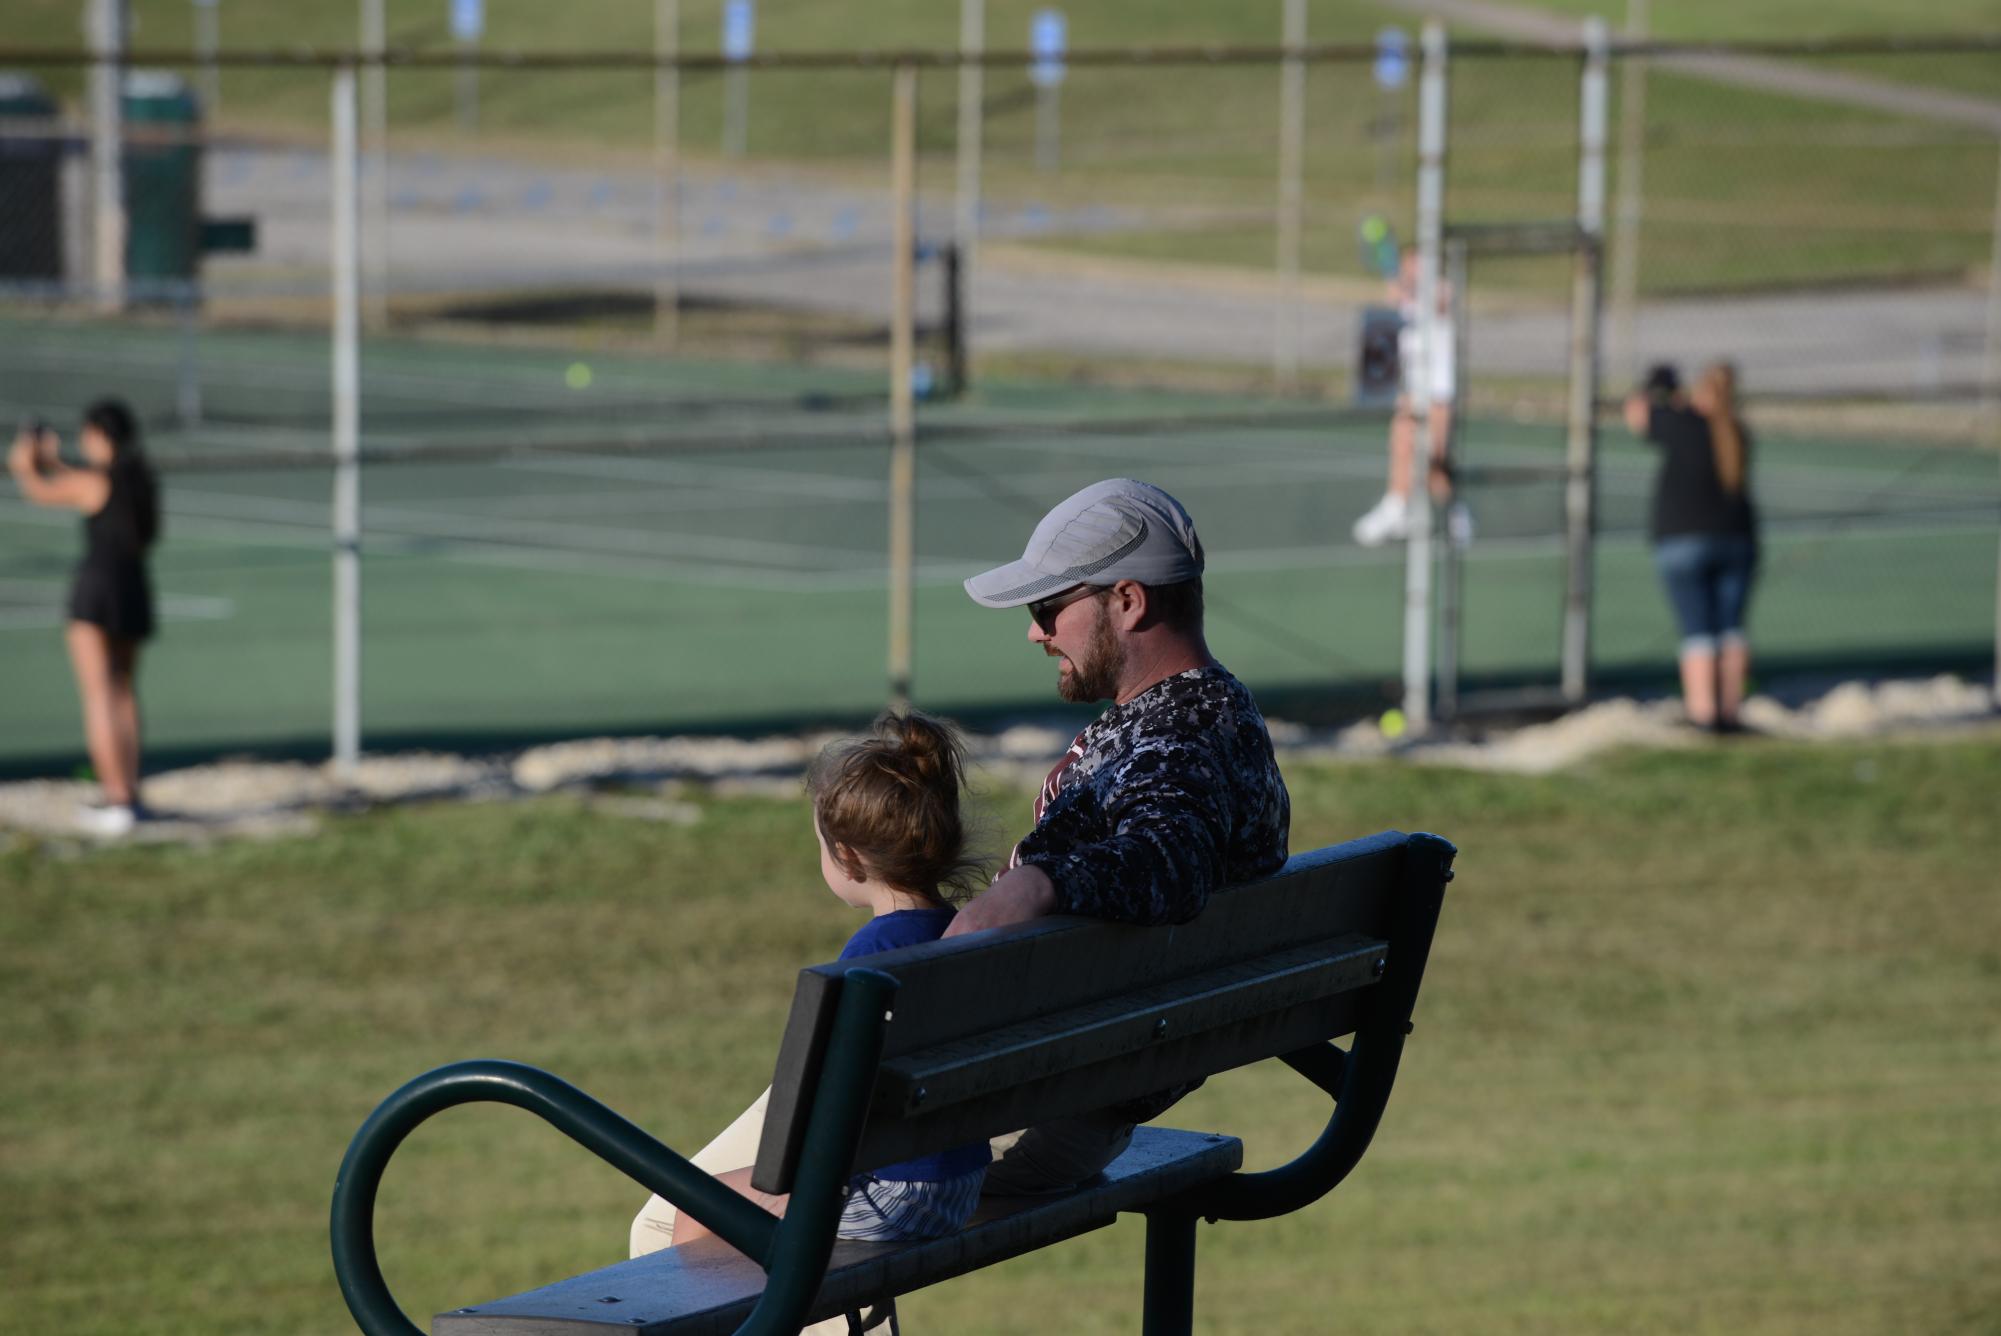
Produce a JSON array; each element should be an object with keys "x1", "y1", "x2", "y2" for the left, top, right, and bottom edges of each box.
[{"x1": 1374, "y1": 28, "x2": 1410, "y2": 91}]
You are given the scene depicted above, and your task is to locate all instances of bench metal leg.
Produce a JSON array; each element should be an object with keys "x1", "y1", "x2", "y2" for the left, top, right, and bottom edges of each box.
[{"x1": 1141, "y1": 1210, "x2": 1197, "y2": 1336}]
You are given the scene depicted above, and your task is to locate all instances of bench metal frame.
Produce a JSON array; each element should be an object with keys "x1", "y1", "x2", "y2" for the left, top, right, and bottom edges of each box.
[{"x1": 332, "y1": 830, "x2": 1454, "y2": 1336}]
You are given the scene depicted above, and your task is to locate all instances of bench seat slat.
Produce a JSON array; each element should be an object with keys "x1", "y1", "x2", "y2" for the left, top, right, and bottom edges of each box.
[
  {"x1": 876, "y1": 933, "x2": 1387, "y2": 1114},
  {"x1": 433, "y1": 1127, "x2": 1242, "y2": 1336}
]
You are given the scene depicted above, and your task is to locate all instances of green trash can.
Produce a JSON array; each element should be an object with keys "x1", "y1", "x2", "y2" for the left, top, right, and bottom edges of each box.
[
  {"x1": 0, "y1": 73, "x2": 62, "y2": 283},
  {"x1": 122, "y1": 69, "x2": 203, "y2": 300}
]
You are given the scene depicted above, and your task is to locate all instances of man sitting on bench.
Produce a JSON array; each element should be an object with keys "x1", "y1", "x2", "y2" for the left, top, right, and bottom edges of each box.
[
  {"x1": 948, "y1": 477, "x2": 1292, "y2": 1192},
  {"x1": 628, "y1": 478, "x2": 1290, "y2": 1235}
]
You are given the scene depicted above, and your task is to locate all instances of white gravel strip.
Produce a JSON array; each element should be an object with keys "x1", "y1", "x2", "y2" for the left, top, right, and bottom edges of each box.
[{"x1": 1, "y1": 675, "x2": 1993, "y2": 846}]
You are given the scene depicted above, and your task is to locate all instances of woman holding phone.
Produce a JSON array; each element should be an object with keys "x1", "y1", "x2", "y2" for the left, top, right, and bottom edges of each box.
[{"x1": 8, "y1": 399, "x2": 161, "y2": 833}]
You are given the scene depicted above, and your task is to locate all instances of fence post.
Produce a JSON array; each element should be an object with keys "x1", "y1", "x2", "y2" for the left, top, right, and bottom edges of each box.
[
  {"x1": 1607, "y1": 0, "x2": 1648, "y2": 385},
  {"x1": 360, "y1": 0, "x2": 389, "y2": 330},
  {"x1": 955, "y1": 0, "x2": 984, "y2": 275},
  {"x1": 1562, "y1": 19, "x2": 1609, "y2": 707},
  {"x1": 89, "y1": 0, "x2": 127, "y2": 312},
  {"x1": 332, "y1": 64, "x2": 363, "y2": 775},
  {"x1": 1985, "y1": 136, "x2": 2001, "y2": 703},
  {"x1": 1436, "y1": 236, "x2": 1469, "y2": 722},
  {"x1": 888, "y1": 64, "x2": 919, "y2": 711},
  {"x1": 194, "y1": 0, "x2": 220, "y2": 113},
  {"x1": 1273, "y1": 0, "x2": 1307, "y2": 391},
  {"x1": 1400, "y1": 21, "x2": 1447, "y2": 735},
  {"x1": 655, "y1": 0, "x2": 681, "y2": 346}
]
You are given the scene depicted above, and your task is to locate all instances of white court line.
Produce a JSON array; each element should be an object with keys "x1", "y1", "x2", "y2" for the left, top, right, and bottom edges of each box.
[
  {"x1": 497, "y1": 444, "x2": 1397, "y2": 501},
  {"x1": 498, "y1": 454, "x2": 887, "y2": 500},
  {"x1": 371, "y1": 510, "x2": 2001, "y2": 592},
  {"x1": 154, "y1": 486, "x2": 885, "y2": 571},
  {"x1": 7, "y1": 475, "x2": 1990, "y2": 601}
]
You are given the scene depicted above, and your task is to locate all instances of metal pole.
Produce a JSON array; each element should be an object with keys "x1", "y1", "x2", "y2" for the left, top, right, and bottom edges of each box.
[
  {"x1": 360, "y1": 0, "x2": 388, "y2": 330},
  {"x1": 954, "y1": 0, "x2": 984, "y2": 273},
  {"x1": 1437, "y1": 236, "x2": 1468, "y2": 721},
  {"x1": 1273, "y1": 0, "x2": 1307, "y2": 391},
  {"x1": 176, "y1": 286, "x2": 202, "y2": 426},
  {"x1": 1035, "y1": 82, "x2": 1060, "y2": 172},
  {"x1": 332, "y1": 66, "x2": 363, "y2": 774},
  {"x1": 89, "y1": 0, "x2": 127, "y2": 312},
  {"x1": 193, "y1": 0, "x2": 220, "y2": 114},
  {"x1": 457, "y1": 38, "x2": 477, "y2": 135},
  {"x1": 888, "y1": 64, "x2": 918, "y2": 711},
  {"x1": 1562, "y1": 19, "x2": 1610, "y2": 707},
  {"x1": 724, "y1": 66, "x2": 748, "y2": 158},
  {"x1": 1985, "y1": 136, "x2": 2001, "y2": 702},
  {"x1": 1607, "y1": 0, "x2": 1648, "y2": 385},
  {"x1": 1401, "y1": 21, "x2": 1447, "y2": 734},
  {"x1": 654, "y1": 0, "x2": 681, "y2": 345}
]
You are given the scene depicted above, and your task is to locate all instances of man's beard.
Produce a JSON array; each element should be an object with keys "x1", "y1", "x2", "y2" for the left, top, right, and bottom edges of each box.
[{"x1": 1056, "y1": 608, "x2": 1126, "y2": 703}]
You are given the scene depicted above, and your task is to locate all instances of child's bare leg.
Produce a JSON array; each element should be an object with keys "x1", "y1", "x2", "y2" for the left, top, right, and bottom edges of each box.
[
  {"x1": 669, "y1": 1166, "x2": 788, "y2": 1250},
  {"x1": 630, "y1": 1087, "x2": 771, "y2": 1256}
]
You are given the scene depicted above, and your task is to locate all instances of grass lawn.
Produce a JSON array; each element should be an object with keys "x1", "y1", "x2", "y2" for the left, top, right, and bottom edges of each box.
[
  {"x1": 7, "y1": 1, "x2": 1993, "y2": 294},
  {"x1": 4, "y1": 735, "x2": 2000, "y2": 1334}
]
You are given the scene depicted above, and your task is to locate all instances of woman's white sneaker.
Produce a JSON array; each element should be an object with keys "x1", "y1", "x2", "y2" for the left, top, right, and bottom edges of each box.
[{"x1": 77, "y1": 802, "x2": 140, "y2": 836}]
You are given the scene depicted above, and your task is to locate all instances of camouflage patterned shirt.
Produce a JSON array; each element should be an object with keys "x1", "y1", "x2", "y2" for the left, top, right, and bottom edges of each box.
[{"x1": 1012, "y1": 664, "x2": 1291, "y2": 925}]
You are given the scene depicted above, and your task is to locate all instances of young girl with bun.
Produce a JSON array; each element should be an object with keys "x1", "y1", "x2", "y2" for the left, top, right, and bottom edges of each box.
[{"x1": 672, "y1": 710, "x2": 991, "y2": 1251}]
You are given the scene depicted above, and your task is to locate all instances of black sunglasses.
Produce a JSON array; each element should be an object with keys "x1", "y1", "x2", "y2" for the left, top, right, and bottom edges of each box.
[{"x1": 1027, "y1": 584, "x2": 1101, "y2": 635}]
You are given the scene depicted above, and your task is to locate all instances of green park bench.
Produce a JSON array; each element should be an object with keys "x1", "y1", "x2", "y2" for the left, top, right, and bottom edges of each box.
[{"x1": 331, "y1": 829, "x2": 1455, "y2": 1336}]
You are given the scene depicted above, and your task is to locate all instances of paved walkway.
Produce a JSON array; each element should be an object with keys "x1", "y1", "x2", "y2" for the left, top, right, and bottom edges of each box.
[{"x1": 206, "y1": 144, "x2": 1993, "y2": 400}]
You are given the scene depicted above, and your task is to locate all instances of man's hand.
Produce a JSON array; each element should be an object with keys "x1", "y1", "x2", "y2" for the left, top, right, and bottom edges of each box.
[{"x1": 943, "y1": 864, "x2": 1058, "y2": 938}]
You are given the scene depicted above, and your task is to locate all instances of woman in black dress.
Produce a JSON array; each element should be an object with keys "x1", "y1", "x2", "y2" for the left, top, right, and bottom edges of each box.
[
  {"x1": 1624, "y1": 362, "x2": 1758, "y2": 732},
  {"x1": 8, "y1": 400, "x2": 161, "y2": 833}
]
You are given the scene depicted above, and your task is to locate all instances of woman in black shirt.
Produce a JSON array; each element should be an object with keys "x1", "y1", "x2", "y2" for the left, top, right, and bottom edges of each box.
[
  {"x1": 1624, "y1": 363, "x2": 1758, "y2": 732},
  {"x1": 7, "y1": 399, "x2": 161, "y2": 833}
]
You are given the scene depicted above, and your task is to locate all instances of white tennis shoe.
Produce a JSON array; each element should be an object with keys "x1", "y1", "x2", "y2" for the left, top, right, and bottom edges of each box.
[{"x1": 1351, "y1": 493, "x2": 1410, "y2": 547}]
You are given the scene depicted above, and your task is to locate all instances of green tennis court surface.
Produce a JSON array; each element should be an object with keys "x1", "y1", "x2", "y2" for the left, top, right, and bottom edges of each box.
[{"x1": 2, "y1": 318, "x2": 1995, "y2": 775}]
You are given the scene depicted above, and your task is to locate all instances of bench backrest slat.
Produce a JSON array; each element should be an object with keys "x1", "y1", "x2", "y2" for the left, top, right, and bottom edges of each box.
[{"x1": 752, "y1": 832, "x2": 1415, "y2": 1195}]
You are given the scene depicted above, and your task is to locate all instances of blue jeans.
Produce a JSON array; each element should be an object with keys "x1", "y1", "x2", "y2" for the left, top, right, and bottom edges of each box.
[{"x1": 1653, "y1": 534, "x2": 1757, "y2": 655}]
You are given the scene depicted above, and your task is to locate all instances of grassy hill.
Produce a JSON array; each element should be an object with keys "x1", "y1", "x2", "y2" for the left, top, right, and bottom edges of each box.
[{"x1": 7, "y1": 1, "x2": 1995, "y2": 292}]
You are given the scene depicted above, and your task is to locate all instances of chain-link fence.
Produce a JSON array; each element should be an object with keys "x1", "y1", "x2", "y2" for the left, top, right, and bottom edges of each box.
[{"x1": 0, "y1": 30, "x2": 1996, "y2": 769}]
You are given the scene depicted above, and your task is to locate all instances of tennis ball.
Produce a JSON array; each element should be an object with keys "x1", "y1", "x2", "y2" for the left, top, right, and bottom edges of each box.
[
  {"x1": 1380, "y1": 708, "x2": 1406, "y2": 739},
  {"x1": 565, "y1": 362, "x2": 594, "y2": 391},
  {"x1": 1360, "y1": 215, "x2": 1389, "y2": 244}
]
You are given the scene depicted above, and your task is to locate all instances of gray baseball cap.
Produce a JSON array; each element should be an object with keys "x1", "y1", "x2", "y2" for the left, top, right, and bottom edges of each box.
[{"x1": 964, "y1": 478, "x2": 1205, "y2": 608}]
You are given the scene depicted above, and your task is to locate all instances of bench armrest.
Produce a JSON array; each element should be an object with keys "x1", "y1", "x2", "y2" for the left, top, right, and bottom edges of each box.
[
  {"x1": 332, "y1": 968, "x2": 901, "y2": 1336},
  {"x1": 1189, "y1": 831, "x2": 1455, "y2": 1222},
  {"x1": 331, "y1": 1060, "x2": 780, "y2": 1336}
]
